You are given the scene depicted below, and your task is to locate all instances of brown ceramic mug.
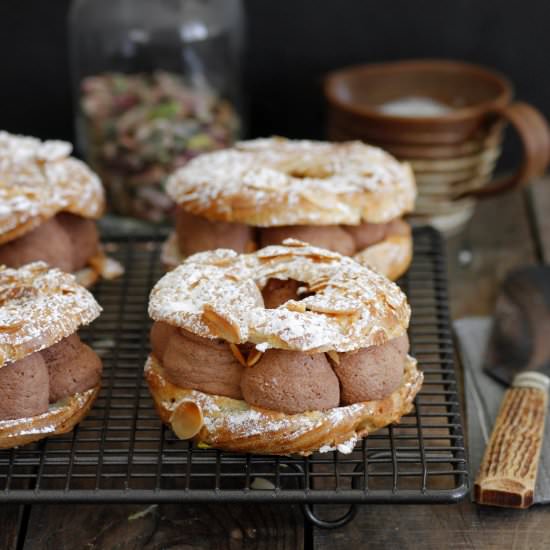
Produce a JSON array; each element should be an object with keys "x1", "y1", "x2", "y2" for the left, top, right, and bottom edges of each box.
[{"x1": 324, "y1": 60, "x2": 550, "y2": 200}]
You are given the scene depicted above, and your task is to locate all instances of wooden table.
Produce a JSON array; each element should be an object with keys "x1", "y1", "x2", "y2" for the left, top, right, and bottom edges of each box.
[{"x1": 3, "y1": 179, "x2": 550, "y2": 549}]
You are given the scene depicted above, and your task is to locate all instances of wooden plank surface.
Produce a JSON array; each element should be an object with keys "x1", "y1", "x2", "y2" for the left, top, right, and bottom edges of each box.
[
  {"x1": 22, "y1": 503, "x2": 304, "y2": 549},
  {"x1": 0, "y1": 505, "x2": 23, "y2": 550}
]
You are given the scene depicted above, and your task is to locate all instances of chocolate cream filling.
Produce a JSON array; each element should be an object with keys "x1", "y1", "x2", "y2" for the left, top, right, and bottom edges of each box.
[
  {"x1": 0, "y1": 213, "x2": 99, "y2": 273},
  {"x1": 150, "y1": 321, "x2": 409, "y2": 415},
  {"x1": 174, "y1": 206, "x2": 408, "y2": 257},
  {"x1": 0, "y1": 333, "x2": 102, "y2": 421},
  {"x1": 175, "y1": 208, "x2": 254, "y2": 256},
  {"x1": 151, "y1": 323, "x2": 244, "y2": 399}
]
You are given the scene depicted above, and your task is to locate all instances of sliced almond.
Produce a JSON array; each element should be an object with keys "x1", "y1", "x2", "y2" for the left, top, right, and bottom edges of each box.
[
  {"x1": 257, "y1": 252, "x2": 293, "y2": 263},
  {"x1": 326, "y1": 350, "x2": 340, "y2": 366},
  {"x1": 224, "y1": 273, "x2": 241, "y2": 283},
  {"x1": 74, "y1": 268, "x2": 97, "y2": 288},
  {"x1": 202, "y1": 306, "x2": 241, "y2": 343},
  {"x1": 229, "y1": 343, "x2": 247, "y2": 366},
  {"x1": 247, "y1": 348, "x2": 263, "y2": 367},
  {"x1": 0, "y1": 321, "x2": 24, "y2": 333},
  {"x1": 170, "y1": 401, "x2": 204, "y2": 440},
  {"x1": 305, "y1": 254, "x2": 340, "y2": 264},
  {"x1": 100, "y1": 257, "x2": 125, "y2": 280},
  {"x1": 282, "y1": 159, "x2": 333, "y2": 180},
  {"x1": 280, "y1": 239, "x2": 307, "y2": 248},
  {"x1": 210, "y1": 257, "x2": 236, "y2": 267},
  {"x1": 285, "y1": 301, "x2": 306, "y2": 313},
  {"x1": 0, "y1": 285, "x2": 36, "y2": 304},
  {"x1": 306, "y1": 302, "x2": 360, "y2": 315}
]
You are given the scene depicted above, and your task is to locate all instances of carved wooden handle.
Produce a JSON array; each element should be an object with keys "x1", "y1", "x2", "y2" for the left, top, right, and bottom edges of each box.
[{"x1": 474, "y1": 372, "x2": 549, "y2": 508}]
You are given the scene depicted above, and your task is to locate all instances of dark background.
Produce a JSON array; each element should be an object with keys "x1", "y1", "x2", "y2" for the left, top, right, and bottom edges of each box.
[{"x1": 0, "y1": 0, "x2": 549, "y2": 166}]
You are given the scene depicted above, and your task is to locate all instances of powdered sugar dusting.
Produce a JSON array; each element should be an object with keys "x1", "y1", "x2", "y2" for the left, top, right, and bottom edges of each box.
[
  {"x1": 149, "y1": 240, "x2": 409, "y2": 352},
  {"x1": 166, "y1": 137, "x2": 416, "y2": 225},
  {"x1": 0, "y1": 131, "x2": 104, "y2": 239},
  {"x1": 0, "y1": 262, "x2": 102, "y2": 367}
]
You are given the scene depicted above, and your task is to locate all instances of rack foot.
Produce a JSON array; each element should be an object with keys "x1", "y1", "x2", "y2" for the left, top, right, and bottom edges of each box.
[{"x1": 301, "y1": 503, "x2": 358, "y2": 529}]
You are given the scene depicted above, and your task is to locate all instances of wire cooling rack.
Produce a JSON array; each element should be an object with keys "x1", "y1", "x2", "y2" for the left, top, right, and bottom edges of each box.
[{"x1": 0, "y1": 227, "x2": 467, "y2": 527}]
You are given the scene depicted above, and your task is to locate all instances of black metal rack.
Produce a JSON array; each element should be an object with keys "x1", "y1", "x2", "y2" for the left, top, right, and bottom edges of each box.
[{"x1": 0, "y1": 227, "x2": 468, "y2": 528}]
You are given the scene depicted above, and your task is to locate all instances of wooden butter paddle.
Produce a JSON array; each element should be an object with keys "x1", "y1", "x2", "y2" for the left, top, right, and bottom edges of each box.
[{"x1": 475, "y1": 266, "x2": 550, "y2": 508}]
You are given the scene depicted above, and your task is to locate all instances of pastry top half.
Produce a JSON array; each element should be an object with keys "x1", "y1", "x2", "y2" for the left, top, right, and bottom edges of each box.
[
  {"x1": 0, "y1": 262, "x2": 102, "y2": 368},
  {"x1": 149, "y1": 240, "x2": 410, "y2": 353},
  {"x1": 166, "y1": 137, "x2": 416, "y2": 227},
  {"x1": 0, "y1": 131, "x2": 105, "y2": 245}
]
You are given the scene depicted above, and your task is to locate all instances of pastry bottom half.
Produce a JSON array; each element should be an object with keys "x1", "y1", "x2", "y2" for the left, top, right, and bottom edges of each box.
[
  {"x1": 0, "y1": 333, "x2": 102, "y2": 448},
  {"x1": 145, "y1": 354, "x2": 423, "y2": 456}
]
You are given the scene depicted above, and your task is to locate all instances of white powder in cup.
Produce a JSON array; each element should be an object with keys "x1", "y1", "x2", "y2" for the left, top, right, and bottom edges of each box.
[{"x1": 378, "y1": 96, "x2": 453, "y2": 117}]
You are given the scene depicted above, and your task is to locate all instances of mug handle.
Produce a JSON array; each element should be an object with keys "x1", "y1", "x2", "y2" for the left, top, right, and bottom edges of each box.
[{"x1": 458, "y1": 101, "x2": 550, "y2": 199}]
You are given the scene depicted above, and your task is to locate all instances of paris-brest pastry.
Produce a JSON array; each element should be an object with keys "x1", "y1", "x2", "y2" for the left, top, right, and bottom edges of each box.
[
  {"x1": 163, "y1": 137, "x2": 416, "y2": 280},
  {"x1": 0, "y1": 130, "x2": 122, "y2": 286},
  {"x1": 0, "y1": 262, "x2": 103, "y2": 448},
  {"x1": 145, "y1": 240, "x2": 423, "y2": 456}
]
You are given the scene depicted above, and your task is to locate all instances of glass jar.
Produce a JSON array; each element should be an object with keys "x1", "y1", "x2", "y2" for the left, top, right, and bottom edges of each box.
[{"x1": 69, "y1": 0, "x2": 244, "y2": 222}]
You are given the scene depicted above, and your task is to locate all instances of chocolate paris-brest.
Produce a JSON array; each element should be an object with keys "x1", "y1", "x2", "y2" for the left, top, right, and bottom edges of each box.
[
  {"x1": 41, "y1": 333, "x2": 102, "y2": 403},
  {"x1": 333, "y1": 334, "x2": 409, "y2": 404},
  {"x1": 176, "y1": 208, "x2": 254, "y2": 256},
  {"x1": 0, "y1": 216, "x2": 74, "y2": 273},
  {"x1": 161, "y1": 327, "x2": 244, "y2": 399},
  {"x1": 240, "y1": 349, "x2": 340, "y2": 414},
  {"x1": 259, "y1": 225, "x2": 355, "y2": 256},
  {"x1": 261, "y1": 278, "x2": 303, "y2": 309},
  {"x1": 0, "y1": 353, "x2": 49, "y2": 420},
  {"x1": 56, "y1": 213, "x2": 100, "y2": 270}
]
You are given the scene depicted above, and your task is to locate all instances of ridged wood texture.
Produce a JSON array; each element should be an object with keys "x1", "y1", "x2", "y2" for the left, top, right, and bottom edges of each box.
[{"x1": 475, "y1": 386, "x2": 548, "y2": 508}]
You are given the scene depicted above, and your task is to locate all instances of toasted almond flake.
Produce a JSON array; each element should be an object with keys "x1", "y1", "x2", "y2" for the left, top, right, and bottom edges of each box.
[
  {"x1": 284, "y1": 301, "x2": 306, "y2": 313},
  {"x1": 326, "y1": 350, "x2": 340, "y2": 366},
  {"x1": 229, "y1": 343, "x2": 246, "y2": 366},
  {"x1": 306, "y1": 304, "x2": 359, "y2": 315},
  {"x1": 74, "y1": 268, "x2": 97, "y2": 288},
  {"x1": 247, "y1": 348, "x2": 263, "y2": 367},
  {"x1": 202, "y1": 306, "x2": 241, "y2": 343},
  {"x1": 211, "y1": 257, "x2": 237, "y2": 267},
  {"x1": 257, "y1": 253, "x2": 294, "y2": 262},
  {"x1": 170, "y1": 401, "x2": 203, "y2": 440},
  {"x1": 279, "y1": 239, "x2": 307, "y2": 248},
  {"x1": 0, "y1": 321, "x2": 24, "y2": 333},
  {"x1": 300, "y1": 189, "x2": 334, "y2": 209},
  {"x1": 88, "y1": 254, "x2": 124, "y2": 280}
]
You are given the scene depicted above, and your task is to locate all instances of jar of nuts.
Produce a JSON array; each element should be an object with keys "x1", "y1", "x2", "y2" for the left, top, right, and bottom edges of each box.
[{"x1": 69, "y1": 0, "x2": 244, "y2": 222}]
